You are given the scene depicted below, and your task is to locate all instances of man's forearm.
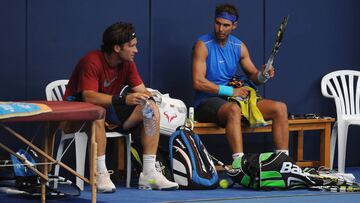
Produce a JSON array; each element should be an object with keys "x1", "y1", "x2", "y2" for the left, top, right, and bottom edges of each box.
[
  {"x1": 194, "y1": 79, "x2": 223, "y2": 95},
  {"x1": 82, "y1": 91, "x2": 112, "y2": 107}
]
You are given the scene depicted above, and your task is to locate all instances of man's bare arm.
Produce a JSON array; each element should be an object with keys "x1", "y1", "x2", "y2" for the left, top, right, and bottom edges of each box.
[
  {"x1": 192, "y1": 41, "x2": 219, "y2": 94},
  {"x1": 240, "y1": 43, "x2": 262, "y2": 84},
  {"x1": 82, "y1": 90, "x2": 112, "y2": 107},
  {"x1": 83, "y1": 85, "x2": 150, "y2": 107},
  {"x1": 240, "y1": 43, "x2": 275, "y2": 84},
  {"x1": 132, "y1": 83, "x2": 151, "y2": 96}
]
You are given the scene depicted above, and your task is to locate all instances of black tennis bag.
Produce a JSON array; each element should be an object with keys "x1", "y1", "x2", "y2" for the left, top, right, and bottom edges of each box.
[
  {"x1": 227, "y1": 152, "x2": 360, "y2": 192},
  {"x1": 169, "y1": 126, "x2": 218, "y2": 189},
  {"x1": 227, "y1": 152, "x2": 314, "y2": 190}
]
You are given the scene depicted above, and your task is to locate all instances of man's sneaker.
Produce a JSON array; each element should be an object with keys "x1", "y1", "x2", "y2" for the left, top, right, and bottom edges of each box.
[
  {"x1": 232, "y1": 156, "x2": 242, "y2": 169},
  {"x1": 96, "y1": 170, "x2": 116, "y2": 193},
  {"x1": 138, "y1": 171, "x2": 179, "y2": 190}
]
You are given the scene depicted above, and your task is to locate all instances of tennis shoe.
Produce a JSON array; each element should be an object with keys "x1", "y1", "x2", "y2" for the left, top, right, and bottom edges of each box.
[
  {"x1": 96, "y1": 170, "x2": 116, "y2": 193},
  {"x1": 138, "y1": 171, "x2": 178, "y2": 190},
  {"x1": 232, "y1": 156, "x2": 242, "y2": 169}
]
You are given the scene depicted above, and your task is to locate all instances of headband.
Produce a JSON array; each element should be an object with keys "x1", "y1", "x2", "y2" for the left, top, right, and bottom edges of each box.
[
  {"x1": 130, "y1": 32, "x2": 136, "y2": 39},
  {"x1": 118, "y1": 32, "x2": 136, "y2": 45},
  {"x1": 216, "y1": 12, "x2": 237, "y2": 23}
]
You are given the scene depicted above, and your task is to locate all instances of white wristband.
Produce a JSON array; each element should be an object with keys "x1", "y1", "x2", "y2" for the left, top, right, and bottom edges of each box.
[{"x1": 257, "y1": 71, "x2": 269, "y2": 83}]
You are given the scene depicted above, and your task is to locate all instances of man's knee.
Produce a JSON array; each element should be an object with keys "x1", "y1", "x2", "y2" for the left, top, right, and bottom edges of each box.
[
  {"x1": 148, "y1": 100, "x2": 160, "y2": 120},
  {"x1": 274, "y1": 101, "x2": 288, "y2": 117},
  {"x1": 223, "y1": 102, "x2": 242, "y2": 120}
]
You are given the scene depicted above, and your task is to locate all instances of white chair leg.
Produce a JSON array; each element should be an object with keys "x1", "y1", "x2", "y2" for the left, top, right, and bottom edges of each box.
[
  {"x1": 53, "y1": 137, "x2": 66, "y2": 189},
  {"x1": 125, "y1": 133, "x2": 132, "y2": 188},
  {"x1": 330, "y1": 122, "x2": 338, "y2": 169},
  {"x1": 75, "y1": 132, "x2": 88, "y2": 191},
  {"x1": 337, "y1": 123, "x2": 348, "y2": 173}
]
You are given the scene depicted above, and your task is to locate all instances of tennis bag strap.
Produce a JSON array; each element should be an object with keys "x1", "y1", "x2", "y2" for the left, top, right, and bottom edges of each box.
[
  {"x1": 228, "y1": 152, "x2": 314, "y2": 190},
  {"x1": 169, "y1": 126, "x2": 218, "y2": 189}
]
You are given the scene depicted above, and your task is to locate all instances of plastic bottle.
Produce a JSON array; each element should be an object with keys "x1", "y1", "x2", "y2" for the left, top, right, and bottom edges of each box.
[
  {"x1": 188, "y1": 107, "x2": 194, "y2": 122},
  {"x1": 142, "y1": 100, "x2": 157, "y2": 136}
]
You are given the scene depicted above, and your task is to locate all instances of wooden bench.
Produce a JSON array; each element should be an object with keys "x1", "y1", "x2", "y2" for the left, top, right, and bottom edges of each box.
[{"x1": 193, "y1": 118, "x2": 335, "y2": 168}]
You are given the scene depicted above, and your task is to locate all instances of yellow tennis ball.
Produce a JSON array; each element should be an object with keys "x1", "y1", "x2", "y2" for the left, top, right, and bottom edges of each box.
[{"x1": 219, "y1": 179, "x2": 229, "y2": 189}]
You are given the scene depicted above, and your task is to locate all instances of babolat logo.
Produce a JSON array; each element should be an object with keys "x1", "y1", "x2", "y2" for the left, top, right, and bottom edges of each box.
[{"x1": 280, "y1": 162, "x2": 302, "y2": 175}]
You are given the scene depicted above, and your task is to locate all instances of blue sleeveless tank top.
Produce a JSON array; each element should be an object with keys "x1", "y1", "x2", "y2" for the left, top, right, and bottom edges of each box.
[{"x1": 194, "y1": 34, "x2": 242, "y2": 107}]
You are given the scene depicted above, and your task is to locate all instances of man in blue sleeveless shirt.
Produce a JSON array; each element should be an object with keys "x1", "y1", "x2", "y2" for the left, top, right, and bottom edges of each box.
[{"x1": 192, "y1": 4, "x2": 289, "y2": 168}]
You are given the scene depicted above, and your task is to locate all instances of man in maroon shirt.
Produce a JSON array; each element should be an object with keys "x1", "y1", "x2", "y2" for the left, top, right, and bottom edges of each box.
[{"x1": 65, "y1": 22, "x2": 178, "y2": 192}]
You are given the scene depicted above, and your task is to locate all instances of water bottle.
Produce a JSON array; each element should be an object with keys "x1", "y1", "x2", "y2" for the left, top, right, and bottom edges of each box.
[
  {"x1": 142, "y1": 100, "x2": 157, "y2": 136},
  {"x1": 188, "y1": 107, "x2": 194, "y2": 122}
]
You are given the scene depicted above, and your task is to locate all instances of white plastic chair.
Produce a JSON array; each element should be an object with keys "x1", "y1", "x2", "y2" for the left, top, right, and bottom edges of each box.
[
  {"x1": 321, "y1": 70, "x2": 360, "y2": 173},
  {"x1": 45, "y1": 79, "x2": 132, "y2": 189}
]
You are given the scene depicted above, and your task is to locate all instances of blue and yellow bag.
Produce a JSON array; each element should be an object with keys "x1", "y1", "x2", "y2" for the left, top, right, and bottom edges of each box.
[{"x1": 169, "y1": 126, "x2": 218, "y2": 189}]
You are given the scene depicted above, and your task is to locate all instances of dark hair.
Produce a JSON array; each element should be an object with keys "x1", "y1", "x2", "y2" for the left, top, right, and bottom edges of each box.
[
  {"x1": 215, "y1": 4, "x2": 239, "y2": 22},
  {"x1": 101, "y1": 22, "x2": 136, "y2": 53}
]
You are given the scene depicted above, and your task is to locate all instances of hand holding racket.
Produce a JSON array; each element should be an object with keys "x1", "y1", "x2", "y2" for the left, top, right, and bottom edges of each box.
[{"x1": 264, "y1": 16, "x2": 289, "y2": 78}]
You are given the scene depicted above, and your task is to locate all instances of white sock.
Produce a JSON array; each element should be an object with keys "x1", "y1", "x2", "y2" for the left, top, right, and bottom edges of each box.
[
  {"x1": 97, "y1": 155, "x2": 107, "y2": 172},
  {"x1": 275, "y1": 149, "x2": 289, "y2": 156},
  {"x1": 232, "y1": 152, "x2": 244, "y2": 160},
  {"x1": 142, "y1": 154, "x2": 156, "y2": 174}
]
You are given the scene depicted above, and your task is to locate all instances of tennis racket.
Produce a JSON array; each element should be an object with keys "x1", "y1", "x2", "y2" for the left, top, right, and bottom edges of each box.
[
  {"x1": 303, "y1": 167, "x2": 360, "y2": 193},
  {"x1": 307, "y1": 173, "x2": 359, "y2": 187},
  {"x1": 264, "y1": 16, "x2": 289, "y2": 77},
  {"x1": 208, "y1": 154, "x2": 233, "y2": 172},
  {"x1": 310, "y1": 185, "x2": 360, "y2": 192}
]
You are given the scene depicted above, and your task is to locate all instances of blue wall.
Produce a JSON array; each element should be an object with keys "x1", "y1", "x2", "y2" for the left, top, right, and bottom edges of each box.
[
  {"x1": 1, "y1": 0, "x2": 360, "y2": 166},
  {"x1": 0, "y1": 0, "x2": 27, "y2": 100}
]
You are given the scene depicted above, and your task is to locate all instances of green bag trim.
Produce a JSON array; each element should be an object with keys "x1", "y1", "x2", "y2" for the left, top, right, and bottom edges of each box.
[
  {"x1": 260, "y1": 171, "x2": 282, "y2": 179},
  {"x1": 261, "y1": 179, "x2": 286, "y2": 188},
  {"x1": 259, "y1": 152, "x2": 274, "y2": 162},
  {"x1": 253, "y1": 181, "x2": 259, "y2": 189},
  {"x1": 259, "y1": 162, "x2": 284, "y2": 188},
  {"x1": 240, "y1": 174, "x2": 251, "y2": 186}
]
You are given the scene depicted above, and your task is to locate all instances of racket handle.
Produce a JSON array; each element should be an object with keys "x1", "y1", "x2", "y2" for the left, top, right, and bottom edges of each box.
[
  {"x1": 0, "y1": 187, "x2": 26, "y2": 194},
  {"x1": 210, "y1": 155, "x2": 231, "y2": 172},
  {"x1": 264, "y1": 57, "x2": 273, "y2": 78},
  {"x1": 265, "y1": 59, "x2": 273, "y2": 70},
  {"x1": 218, "y1": 161, "x2": 232, "y2": 172}
]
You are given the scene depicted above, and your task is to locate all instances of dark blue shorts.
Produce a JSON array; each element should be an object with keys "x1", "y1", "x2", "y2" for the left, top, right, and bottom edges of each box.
[
  {"x1": 195, "y1": 97, "x2": 227, "y2": 126},
  {"x1": 106, "y1": 103, "x2": 136, "y2": 129}
]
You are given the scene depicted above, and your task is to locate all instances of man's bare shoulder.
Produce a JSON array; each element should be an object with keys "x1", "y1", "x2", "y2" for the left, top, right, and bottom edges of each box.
[{"x1": 193, "y1": 40, "x2": 207, "y2": 54}]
